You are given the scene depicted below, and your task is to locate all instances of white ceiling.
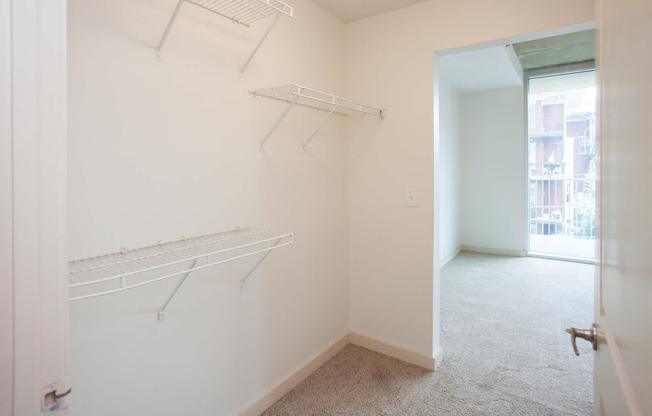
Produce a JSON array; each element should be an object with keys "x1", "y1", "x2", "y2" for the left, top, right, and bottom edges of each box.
[
  {"x1": 309, "y1": 1, "x2": 550, "y2": 92},
  {"x1": 438, "y1": 46, "x2": 523, "y2": 92},
  {"x1": 311, "y1": 0, "x2": 429, "y2": 23}
]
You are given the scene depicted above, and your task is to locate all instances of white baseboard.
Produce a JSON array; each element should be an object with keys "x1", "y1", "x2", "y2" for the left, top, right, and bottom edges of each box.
[
  {"x1": 461, "y1": 244, "x2": 526, "y2": 257},
  {"x1": 236, "y1": 332, "x2": 350, "y2": 416},
  {"x1": 237, "y1": 331, "x2": 444, "y2": 415},
  {"x1": 440, "y1": 246, "x2": 462, "y2": 267},
  {"x1": 349, "y1": 331, "x2": 438, "y2": 372},
  {"x1": 527, "y1": 252, "x2": 596, "y2": 264}
]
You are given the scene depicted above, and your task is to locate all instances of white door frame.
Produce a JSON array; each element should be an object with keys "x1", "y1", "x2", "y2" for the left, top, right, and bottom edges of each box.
[
  {"x1": 0, "y1": 0, "x2": 14, "y2": 410},
  {"x1": 1, "y1": 0, "x2": 70, "y2": 414}
]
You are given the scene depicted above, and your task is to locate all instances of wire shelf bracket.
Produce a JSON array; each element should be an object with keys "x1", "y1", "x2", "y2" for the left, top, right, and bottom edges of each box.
[
  {"x1": 68, "y1": 227, "x2": 294, "y2": 320},
  {"x1": 249, "y1": 84, "x2": 384, "y2": 148},
  {"x1": 154, "y1": 0, "x2": 293, "y2": 73}
]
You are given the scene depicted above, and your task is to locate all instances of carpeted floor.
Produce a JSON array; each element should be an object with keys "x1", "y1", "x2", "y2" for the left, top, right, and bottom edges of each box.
[{"x1": 262, "y1": 252, "x2": 594, "y2": 415}]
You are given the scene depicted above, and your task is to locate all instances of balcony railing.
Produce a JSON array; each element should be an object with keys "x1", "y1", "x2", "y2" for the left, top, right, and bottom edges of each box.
[{"x1": 529, "y1": 177, "x2": 596, "y2": 239}]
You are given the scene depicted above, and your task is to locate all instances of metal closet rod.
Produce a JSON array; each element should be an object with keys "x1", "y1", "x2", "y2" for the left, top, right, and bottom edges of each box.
[
  {"x1": 154, "y1": 0, "x2": 293, "y2": 73},
  {"x1": 250, "y1": 84, "x2": 384, "y2": 148}
]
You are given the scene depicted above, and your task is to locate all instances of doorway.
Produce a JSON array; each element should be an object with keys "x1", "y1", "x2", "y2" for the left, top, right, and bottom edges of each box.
[{"x1": 435, "y1": 23, "x2": 597, "y2": 412}]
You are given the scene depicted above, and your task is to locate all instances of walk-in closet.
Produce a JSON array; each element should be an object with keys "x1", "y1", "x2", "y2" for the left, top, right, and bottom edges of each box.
[{"x1": 3, "y1": 0, "x2": 601, "y2": 415}]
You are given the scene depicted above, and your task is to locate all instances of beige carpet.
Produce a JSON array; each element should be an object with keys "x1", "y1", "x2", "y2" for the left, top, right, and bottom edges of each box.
[{"x1": 262, "y1": 252, "x2": 594, "y2": 415}]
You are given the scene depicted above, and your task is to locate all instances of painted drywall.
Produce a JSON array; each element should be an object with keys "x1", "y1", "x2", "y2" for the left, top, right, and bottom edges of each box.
[
  {"x1": 460, "y1": 87, "x2": 526, "y2": 252},
  {"x1": 346, "y1": 0, "x2": 594, "y2": 357},
  {"x1": 67, "y1": 0, "x2": 349, "y2": 414},
  {"x1": 438, "y1": 79, "x2": 462, "y2": 263}
]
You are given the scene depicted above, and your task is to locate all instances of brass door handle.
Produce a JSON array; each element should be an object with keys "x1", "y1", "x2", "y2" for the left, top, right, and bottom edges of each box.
[
  {"x1": 52, "y1": 388, "x2": 72, "y2": 400},
  {"x1": 566, "y1": 324, "x2": 599, "y2": 356}
]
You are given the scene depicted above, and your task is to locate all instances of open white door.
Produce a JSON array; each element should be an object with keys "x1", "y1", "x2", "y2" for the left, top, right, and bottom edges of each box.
[
  {"x1": 1, "y1": 0, "x2": 70, "y2": 414},
  {"x1": 589, "y1": 0, "x2": 652, "y2": 414}
]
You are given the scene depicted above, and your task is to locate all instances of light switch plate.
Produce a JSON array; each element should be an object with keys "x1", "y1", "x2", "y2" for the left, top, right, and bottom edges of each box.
[{"x1": 406, "y1": 188, "x2": 417, "y2": 207}]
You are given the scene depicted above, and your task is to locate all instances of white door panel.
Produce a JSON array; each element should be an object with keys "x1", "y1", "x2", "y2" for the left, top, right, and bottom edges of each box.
[
  {"x1": 595, "y1": 338, "x2": 629, "y2": 416},
  {"x1": 595, "y1": 0, "x2": 652, "y2": 414}
]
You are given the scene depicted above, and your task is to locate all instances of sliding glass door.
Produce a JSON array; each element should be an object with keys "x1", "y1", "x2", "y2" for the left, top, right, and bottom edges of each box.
[{"x1": 527, "y1": 70, "x2": 596, "y2": 261}]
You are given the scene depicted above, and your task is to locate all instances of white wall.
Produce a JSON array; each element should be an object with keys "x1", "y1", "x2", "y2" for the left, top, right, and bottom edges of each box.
[
  {"x1": 346, "y1": 0, "x2": 594, "y2": 358},
  {"x1": 460, "y1": 87, "x2": 526, "y2": 252},
  {"x1": 438, "y1": 79, "x2": 462, "y2": 263},
  {"x1": 68, "y1": 0, "x2": 349, "y2": 414}
]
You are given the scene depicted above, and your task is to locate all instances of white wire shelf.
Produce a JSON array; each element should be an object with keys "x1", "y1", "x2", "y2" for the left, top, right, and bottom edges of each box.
[
  {"x1": 187, "y1": 0, "x2": 292, "y2": 26},
  {"x1": 250, "y1": 84, "x2": 383, "y2": 117},
  {"x1": 155, "y1": 0, "x2": 294, "y2": 72},
  {"x1": 69, "y1": 227, "x2": 293, "y2": 318},
  {"x1": 249, "y1": 84, "x2": 384, "y2": 148}
]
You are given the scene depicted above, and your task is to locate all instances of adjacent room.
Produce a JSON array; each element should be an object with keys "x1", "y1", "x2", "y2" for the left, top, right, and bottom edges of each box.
[
  {"x1": 64, "y1": 0, "x2": 597, "y2": 414},
  {"x1": 438, "y1": 30, "x2": 596, "y2": 264}
]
